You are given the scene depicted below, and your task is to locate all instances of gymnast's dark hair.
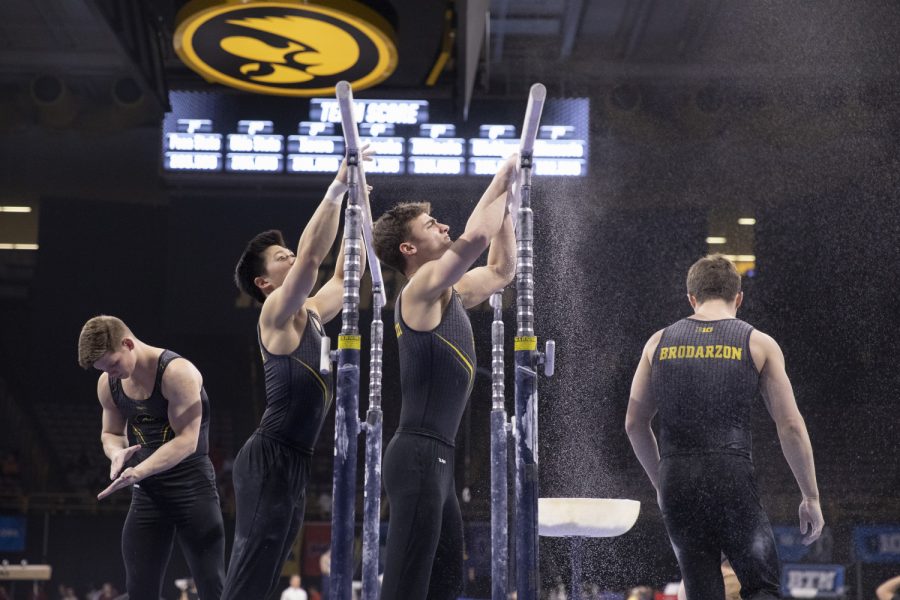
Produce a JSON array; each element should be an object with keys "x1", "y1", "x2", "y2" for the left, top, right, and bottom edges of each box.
[
  {"x1": 372, "y1": 202, "x2": 431, "y2": 274},
  {"x1": 234, "y1": 229, "x2": 287, "y2": 304},
  {"x1": 686, "y1": 253, "x2": 741, "y2": 304}
]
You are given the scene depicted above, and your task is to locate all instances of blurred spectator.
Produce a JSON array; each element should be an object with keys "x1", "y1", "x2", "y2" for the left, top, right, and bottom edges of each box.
[
  {"x1": 57, "y1": 584, "x2": 78, "y2": 599},
  {"x1": 27, "y1": 582, "x2": 48, "y2": 600},
  {"x1": 94, "y1": 582, "x2": 119, "y2": 600},
  {"x1": 84, "y1": 582, "x2": 100, "y2": 600},
  {"x1": 676, "y1": 559, "x2": 740, "y2": 600},
  {"x1": 176, "y1": 577, "x2": 199, "y2": 600},
  {"x1": 877, "y1": 575, "x2": 900, "y2": 600},
  {"x1": 547, "y1": 579, "x2": 567, "y2": 600},
  {"x1": 281, "y1": 574, "x2": 308, "y2": 600},
  {"x1": 316, "y1": 492, "x2": 333, "y2": 518},
  {"x1": 320, "y1": 548, "x2": 331, "y2": 600},
  {"x1": 625, "y1": 586, "x2": 654, "y2": 600}
]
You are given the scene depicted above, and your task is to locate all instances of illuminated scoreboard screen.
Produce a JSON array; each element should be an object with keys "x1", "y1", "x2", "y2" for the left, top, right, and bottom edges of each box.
[{"x1": 162, "y1": 91, "x2": 589, "y2": 177}]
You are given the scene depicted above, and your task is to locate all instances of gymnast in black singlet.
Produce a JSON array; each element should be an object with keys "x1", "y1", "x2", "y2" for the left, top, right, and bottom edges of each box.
[
  {"x1": 626, "y1": 254, "x2": 824, "y2": 600},
  {"x1": 78, "y1": 315, "x2": 225, "y2": 600},
  {"x1": 373, "y1": 153, "x2": 518, "y2": 599}
]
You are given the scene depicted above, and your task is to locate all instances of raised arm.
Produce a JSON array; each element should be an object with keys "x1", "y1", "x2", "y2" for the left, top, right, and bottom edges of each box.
[
  {"x1": 260, "y1": 179, "x2": 347, "y2": 330},
  {"x1": 268, "y1": 149, "x2": 373, "y2": 328},
  {"x1": 98, "y1": 359, "x2": 204, "y2": 499},
  {"x1": 455, "y1": 210, "x2": 516, "y2": 308},
  {"x1": 306, "y1": 182, "x2": 374, "y2": 324},
  {"x1": 408, "y1": 154, "x2": 517, "y2": 303},
  {"x1": 625, "y1": 330, "x2": 663, "y2": 492},
  {"x1": 753, "y1": 330, "x2": 823, "y2": 544},
  {"x1": 305, "y1": 240, "x2": 346, "y2": 325}
]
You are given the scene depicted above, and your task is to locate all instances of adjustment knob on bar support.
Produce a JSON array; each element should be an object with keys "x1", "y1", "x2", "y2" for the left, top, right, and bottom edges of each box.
[
  {"x1": 320, "y1": 336, "x2": 332, "y2": 375},
  {"x1": 544, "y1": 340, "x2": 555, "y2": 377}
]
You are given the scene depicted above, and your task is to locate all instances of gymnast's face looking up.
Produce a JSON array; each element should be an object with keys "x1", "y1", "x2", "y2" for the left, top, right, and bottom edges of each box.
[
  {"x1": 258, "y1": 245, "x2": 296, "y2": 293},
  {"x1": 402, "y1": 212, "x2": 452, "y2": 264}
]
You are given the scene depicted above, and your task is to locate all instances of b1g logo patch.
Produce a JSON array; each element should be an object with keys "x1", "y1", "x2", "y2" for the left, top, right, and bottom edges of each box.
[{"x1": 174, "y1": 0, "x2": 398, "y2": 96}]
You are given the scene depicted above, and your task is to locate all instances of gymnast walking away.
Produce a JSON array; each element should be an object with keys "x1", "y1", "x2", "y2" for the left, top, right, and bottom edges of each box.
[
  {"x1": 224, "y1": 148, "x2": 372, "y2": 600},
  {"x1": 626, "y1": 254, "x2": 824, "y2": 600},
  {"x1": 372, "y1": 153, "x2": 518, "y2": 600},
  {"x1": 78, "y1": 315, "x2": 225, "y2": 600}
]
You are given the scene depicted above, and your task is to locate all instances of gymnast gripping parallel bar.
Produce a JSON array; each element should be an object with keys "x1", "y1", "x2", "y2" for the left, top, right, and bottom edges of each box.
[
  {"x1": 329, "y1": 80, "x2": 386, "y2": 600},
  {"x1": 335, "y1": 80, "x2": 386, "y2": 307},
  {"x1": 513, "y1": 82, "x2": 546, "y2": 600}
]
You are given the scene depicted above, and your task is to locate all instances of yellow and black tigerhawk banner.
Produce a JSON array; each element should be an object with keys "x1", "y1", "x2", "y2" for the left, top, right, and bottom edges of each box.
[{"x1": 174, "y1": 0, "x2": 398, "y2": 96}]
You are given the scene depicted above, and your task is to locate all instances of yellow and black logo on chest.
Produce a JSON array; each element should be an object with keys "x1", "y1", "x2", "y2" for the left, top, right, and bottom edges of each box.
[
  {"x1": 133, "y1": 413, "x2": 166, "y2": 426},
  {"x1": 174, "y1": 0, "x2": 398, "y2": 97}
]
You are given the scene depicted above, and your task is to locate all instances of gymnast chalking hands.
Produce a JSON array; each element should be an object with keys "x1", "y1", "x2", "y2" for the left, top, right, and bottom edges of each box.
[
  {"x1": 98, "y1": 466, "x2": 144, "y2": 500},
  {"x1": 97, "y1": 443, "x2": 142, "y2": 500},
  {"x1": 108, "y1": 443, "x2": 141, "y2": 480}
]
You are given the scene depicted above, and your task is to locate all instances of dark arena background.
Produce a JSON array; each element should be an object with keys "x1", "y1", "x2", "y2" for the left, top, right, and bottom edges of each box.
[{"x1": 1, "y1": 1, "x2": 899, "y2": 599}]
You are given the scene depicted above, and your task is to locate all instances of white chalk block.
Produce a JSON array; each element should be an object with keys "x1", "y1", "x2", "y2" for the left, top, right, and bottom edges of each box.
[{"x1": 538, "y1": 498, "x2": 640, "y2": 538}]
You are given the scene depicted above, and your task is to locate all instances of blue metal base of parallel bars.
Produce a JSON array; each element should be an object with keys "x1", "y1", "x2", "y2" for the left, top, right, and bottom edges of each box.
[
  {"x1": 360, "y1": 408, "x2": 382, "y2": 600},
  {"x1": 514, "y1": 350, "x2": 539, "y2": 600},
  {"x1": 491, "y1": 408, "x2": 509, "y2": 600},
  {"x1": 330, "y1": 351, "x2": 360, "y2": 600}
]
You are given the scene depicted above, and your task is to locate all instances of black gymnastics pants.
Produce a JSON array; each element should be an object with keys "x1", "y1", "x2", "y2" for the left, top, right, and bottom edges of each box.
[
  {"x1": 659, "y1": 453, "x2": 781, "y2": 600},
  {"x1": 222, "y1": 432, "x2": 311, "y2": 600},
  {"x1": 380, "y1": 431, "x2": 464, "y2": 600},
  {"x1": 122, "y1": 458, "x2": 225, "y2": 600}
]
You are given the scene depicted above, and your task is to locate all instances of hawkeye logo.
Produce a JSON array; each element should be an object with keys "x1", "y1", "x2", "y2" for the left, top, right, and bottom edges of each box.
[
  {"x1": 174, "y1": 1, "x2": 398, "y2": 97},
  {"x1": 133, "y1": 414, "x2": 165, "y2": 426}
]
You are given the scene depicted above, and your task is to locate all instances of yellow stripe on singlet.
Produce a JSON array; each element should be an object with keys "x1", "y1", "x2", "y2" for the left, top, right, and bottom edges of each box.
[
  {"x1": 290, "y1": 356, "x2": 332, "y2": 407},
  {"x1": 131, "y1": 424, "x2": 147, "y2": 445},
  {"x1": 435, "y1": 333, "x2": 475, "y2": 384}
]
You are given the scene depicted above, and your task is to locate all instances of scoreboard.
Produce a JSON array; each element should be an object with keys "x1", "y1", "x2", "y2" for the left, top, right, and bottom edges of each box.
[{"x1": 162, "y1": 91, "x2": 589, "y2": 178}]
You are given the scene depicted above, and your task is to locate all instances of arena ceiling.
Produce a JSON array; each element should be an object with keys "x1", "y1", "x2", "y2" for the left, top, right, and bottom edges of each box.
[{"x1": 3, "y1": 0, "x2": 899, "y2": 130}]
